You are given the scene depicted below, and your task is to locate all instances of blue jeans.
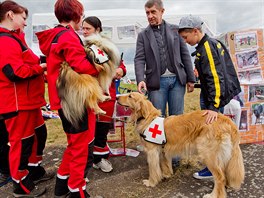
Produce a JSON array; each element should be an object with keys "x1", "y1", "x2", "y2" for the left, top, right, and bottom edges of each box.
[{"x1": 148, "y1": 76, "x2": 186, "y2": 117}]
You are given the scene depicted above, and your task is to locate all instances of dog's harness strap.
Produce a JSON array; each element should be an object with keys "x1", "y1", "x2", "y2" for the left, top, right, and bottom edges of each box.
[{"x1": 140, "y1": 133, "x2": 146, "y2": 138}]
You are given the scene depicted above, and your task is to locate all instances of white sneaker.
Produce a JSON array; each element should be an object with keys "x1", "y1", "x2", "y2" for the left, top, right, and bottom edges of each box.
[{"x1": 93, "y1": 158, "x2": 113, "y2": 173}]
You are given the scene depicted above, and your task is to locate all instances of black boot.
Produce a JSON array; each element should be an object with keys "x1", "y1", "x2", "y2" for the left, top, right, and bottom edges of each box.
[
  {"x1": 54, "y1": 176, "x2": 69, "y2": 198},
  {"x1": 68, "y1": 190, "x2": 90, "y2": 198},
  {"x1": 13, "y1": 175, "x2": 46, "y2": 197},
  {"x1": 28, "y1": 165, "x2": 55, "y2": 184}
]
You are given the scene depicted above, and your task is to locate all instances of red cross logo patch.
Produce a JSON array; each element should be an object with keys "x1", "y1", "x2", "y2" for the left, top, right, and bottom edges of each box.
[
  {"x1": 97, "y1": 49, "x2": 105, "y2": 56},
  {"x1": 149, "y1": 124, "x2": 162, "y2": 138}
]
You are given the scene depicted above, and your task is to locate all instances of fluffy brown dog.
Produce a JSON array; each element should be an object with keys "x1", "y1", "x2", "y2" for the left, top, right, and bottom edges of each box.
[
  {"x1": 56, "y1": 34, "x2": 120, "y2": 129},
  {"x1": 83, "y1": 34, "x2": 120, "y2": 95},
  {"x1": 117, "y1": 92, "x2": 245, "y2": 198}
]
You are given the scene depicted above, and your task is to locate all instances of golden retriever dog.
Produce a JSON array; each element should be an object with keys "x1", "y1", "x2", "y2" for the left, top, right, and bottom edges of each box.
[
  {"x1": 117, "y1": 92, "x2": 245, "y2": 198},
  {"x1": 56, "y1": 34, "x2": 120, "y2": 129}
]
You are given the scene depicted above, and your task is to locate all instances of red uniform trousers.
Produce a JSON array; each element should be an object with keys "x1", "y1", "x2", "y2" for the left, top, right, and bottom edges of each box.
[
  {"x1": 5, "y1": 109, "x2": 45, "y2": 183},
  {"x1": 57, "y1": 109, "x2": 95, "y2": 193}
]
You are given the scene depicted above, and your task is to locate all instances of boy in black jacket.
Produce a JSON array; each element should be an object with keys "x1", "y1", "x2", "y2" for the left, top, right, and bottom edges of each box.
[{"x1": 178, "y1": 15, "x2": 241, "y2": 179}]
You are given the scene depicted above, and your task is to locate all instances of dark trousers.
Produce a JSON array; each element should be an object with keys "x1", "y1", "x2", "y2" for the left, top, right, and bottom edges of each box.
[
  {"x1": 93, "y1": 122, "x2": 111, "y2": 164},
  {"x1": 0, "y1": 120, "x2": 10, "y2": 175}
]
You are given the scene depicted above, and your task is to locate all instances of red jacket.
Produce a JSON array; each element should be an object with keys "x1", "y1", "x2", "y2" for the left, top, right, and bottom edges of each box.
[
  {"x1": 36, "y1": 25, "x2": 98, "y2": 110},
  {"x1": 0, "y1": 28, "x2": 45, "y2": 114}
]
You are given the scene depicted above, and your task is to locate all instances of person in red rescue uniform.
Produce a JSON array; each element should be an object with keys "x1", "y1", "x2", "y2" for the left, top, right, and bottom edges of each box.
[
  {"x1": 0, "y1": 0, "x2": 50, "y2": 197},
  {"x1": 36, "y1": 0, "x2": 101, "y2": 197},
  {"x1": 82, "y1": 16, "x2": 127, "y2": 173}
]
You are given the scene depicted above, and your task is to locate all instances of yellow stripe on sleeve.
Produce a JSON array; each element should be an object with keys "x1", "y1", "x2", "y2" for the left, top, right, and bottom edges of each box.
[{"x1": 204, "y1": 41, "x2": 221, "y2": 108}]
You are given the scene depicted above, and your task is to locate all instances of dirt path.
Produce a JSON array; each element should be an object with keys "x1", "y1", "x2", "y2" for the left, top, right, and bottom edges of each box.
[{"x1": 0, "y1": 144, "x2": 263, "y2": 198}]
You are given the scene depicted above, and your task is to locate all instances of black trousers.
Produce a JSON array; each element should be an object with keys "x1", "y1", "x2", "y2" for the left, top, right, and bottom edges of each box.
[{"x1": 0, "y1": 120, "x2": 10, "y2": 175}]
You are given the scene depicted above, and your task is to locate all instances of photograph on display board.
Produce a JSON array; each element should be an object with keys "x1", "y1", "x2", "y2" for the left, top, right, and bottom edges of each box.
[
  {"x1": 238, "y1": 68, "x2": 263, "y2": 84},
  {"x1": 117, "y1": 25, "x2": 137, "y2": 40},
  {"x1": 101, "y1": 26, "x2": 113, "y2": 39},
  {"x1": 32, "y1": 25, "x2": 50, "y2": 43},
  {"x1": 234, "y1": 31, "x2": 258, "y2": 51},
  {"x1": 235, "y1": 50, "x2": 259, "y2": 70},
  {"x1": 217, "y1": 33, "x2": 229, "y2": 48},
  {"x1": 251, "y1": 102, "x2": 264, "y2": 125},
  {"x1": 234, "y1": 85, "x2": 245, "y2": 107},
  {"x1": 248, "y1": 84, "x2": 264, "y2": 102},
  {"x1": 239, "y1": 109, "x2": 249, "y2": 131}
]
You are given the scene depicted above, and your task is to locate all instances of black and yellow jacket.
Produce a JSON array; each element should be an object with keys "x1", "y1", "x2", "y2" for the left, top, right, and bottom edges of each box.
[{"x1": 192, "y1": 34, "x2": 241, "y2": 112}]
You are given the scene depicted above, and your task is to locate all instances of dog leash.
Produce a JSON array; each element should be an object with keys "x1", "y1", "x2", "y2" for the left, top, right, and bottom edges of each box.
[{"x1": 97, "y1": 114, "x2": 129, "y2": 123}]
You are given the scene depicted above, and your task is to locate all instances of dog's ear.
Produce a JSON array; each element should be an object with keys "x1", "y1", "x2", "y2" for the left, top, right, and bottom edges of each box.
[{"x1": 139, "y1": 97, "x2": 152, "y2": 118}]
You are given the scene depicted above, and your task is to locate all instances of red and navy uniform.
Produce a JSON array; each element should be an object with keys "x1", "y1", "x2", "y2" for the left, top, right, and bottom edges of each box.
[
  {"x1": 94, "y1": 61, "x2": 126, "y2": 163},
  {"x1": 0, "y1": 27, "x2": 46, "y2": 191},
  {"x1": 36, "y1": 25, "x2": 98, "y2": 195}
]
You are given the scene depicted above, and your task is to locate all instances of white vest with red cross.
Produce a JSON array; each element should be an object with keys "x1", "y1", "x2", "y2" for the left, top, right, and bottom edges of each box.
[
  {"x1": 143, "y1": 117, "x2": 166, "y2": 145},
  {"x1": 89, "y1": 44, "x2": 109, "y2": 64}
]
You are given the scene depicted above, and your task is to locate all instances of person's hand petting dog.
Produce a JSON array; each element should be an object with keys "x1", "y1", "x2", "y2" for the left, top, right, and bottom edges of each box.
[{"x1": 202, "y1": 110, "x2": 218, "y2": 124}]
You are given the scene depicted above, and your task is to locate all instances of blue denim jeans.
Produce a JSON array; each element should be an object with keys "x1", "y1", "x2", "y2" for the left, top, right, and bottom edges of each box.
[{"x1": 148, "y1": 76, "x2": 186, "y2": 117}]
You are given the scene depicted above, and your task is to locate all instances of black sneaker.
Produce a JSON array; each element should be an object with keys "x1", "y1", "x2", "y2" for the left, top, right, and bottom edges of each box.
[{"x1": 0, "y1": 173, "x2": 12, "y2": 187}]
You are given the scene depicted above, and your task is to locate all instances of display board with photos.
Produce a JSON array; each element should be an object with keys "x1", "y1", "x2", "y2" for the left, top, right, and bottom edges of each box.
[{"x1": 218, "y1": 29, "x2": 264, "y2": 143}]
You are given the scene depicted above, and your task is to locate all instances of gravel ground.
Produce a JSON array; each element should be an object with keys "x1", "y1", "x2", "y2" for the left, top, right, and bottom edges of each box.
[{"x1": 0, "y1": 143, "x2": 263, "y2": 198}]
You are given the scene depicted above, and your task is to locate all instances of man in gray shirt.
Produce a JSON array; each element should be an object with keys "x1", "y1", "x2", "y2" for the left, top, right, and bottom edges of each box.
[{"x1": 134, "y1": 0, "x2": 195, "y2": 116}]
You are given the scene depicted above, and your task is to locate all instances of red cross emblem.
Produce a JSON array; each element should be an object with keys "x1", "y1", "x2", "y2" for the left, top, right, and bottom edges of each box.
[
  {"x1": 148, "y1": 124, "x2": 162, "y2": 138},
  {"x1": 97, "y1": 49, "x2": 105, "y2": 56}
]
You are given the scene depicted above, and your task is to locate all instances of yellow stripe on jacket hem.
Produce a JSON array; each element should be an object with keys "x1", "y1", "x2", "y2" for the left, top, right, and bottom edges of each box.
[{"x1": 204, "y1": 41, "x2": 221, "y2": 108}]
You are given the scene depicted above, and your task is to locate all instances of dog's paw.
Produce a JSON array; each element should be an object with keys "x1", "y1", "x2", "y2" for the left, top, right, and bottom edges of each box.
[
  {"x1": 98, "y1": 110, "x2": 106, "y2": 115},
  {"x1": 203, "y1": 193, "x2": 214, "y2": 198},
  {"x1": 162, "y1": 173, "x2": 172, "y2": 179},
  {"x1": 104, "y1": 95, "x2": 111, "y2": 101},
  {"x1": 143, "y1": 179, "x2": 156, "y2": 187},
  {"x1": 94, "y1": 107, "x2": 106, "y2": 115},
  {"x1": 101, "y1": 95, "x2": 111, "y2": 102}
]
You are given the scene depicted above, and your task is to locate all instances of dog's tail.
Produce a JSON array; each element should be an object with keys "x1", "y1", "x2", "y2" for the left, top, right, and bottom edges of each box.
[
  {"x1": 56, "y1": 62, "x2": 89, "y2": 129},
  {"x1": 225, "y1": 126, "x2": 245, "y2": 190}
]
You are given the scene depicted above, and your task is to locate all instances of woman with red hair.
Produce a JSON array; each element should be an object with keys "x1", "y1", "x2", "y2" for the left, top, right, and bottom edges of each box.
[{"x1": 36, "y1": 0, "x2": 100, "y2": 197}]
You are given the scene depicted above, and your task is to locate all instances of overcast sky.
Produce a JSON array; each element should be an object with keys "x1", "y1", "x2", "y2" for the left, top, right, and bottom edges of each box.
[
  {"x1": 85, "y1": 0, "x2": 264, "y2": 34},
  {"x1": 15, "y1": 0, "x2": 264, "y2": 34}
]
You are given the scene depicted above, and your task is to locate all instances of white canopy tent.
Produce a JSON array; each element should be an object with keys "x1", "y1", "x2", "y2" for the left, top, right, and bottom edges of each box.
[{"x1": 32, "y1": 9, "x2": 216, "y2": 80}]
